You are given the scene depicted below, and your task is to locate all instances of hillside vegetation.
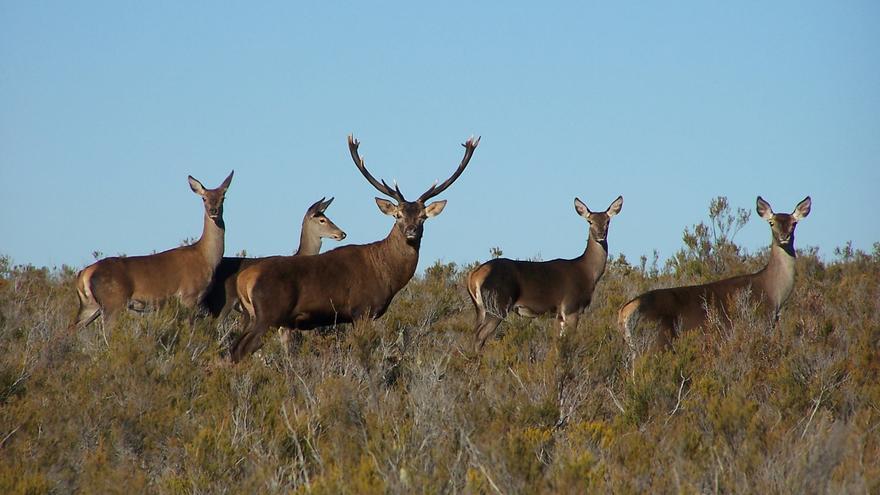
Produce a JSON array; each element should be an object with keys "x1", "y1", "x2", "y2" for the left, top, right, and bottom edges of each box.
[{"x1": 1, "y1": 199, "x2": 878, "y2": 493}]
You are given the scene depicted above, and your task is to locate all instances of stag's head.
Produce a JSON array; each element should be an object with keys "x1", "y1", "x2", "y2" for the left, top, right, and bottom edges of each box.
[
  {"x1": 757, "y1": 196, "x2": 811, "y2": 255},
  {"x1": 189, "y1": 171, "x2": 234, "y2": 225},
  {"x1": 574, "y1": 195, "x2": 623, "y2": 245},
  {"x1": 303, "y1": 197, "x2": 346, "y2": 241},
  {"x1": 348, "y1": 134, "x2": 479, "y2": 245}
]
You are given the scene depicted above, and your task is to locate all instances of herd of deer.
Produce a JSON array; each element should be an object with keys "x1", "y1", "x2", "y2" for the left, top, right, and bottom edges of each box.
[{"x1": 68, "y1": 135, "x2": 812, "y2": 365}]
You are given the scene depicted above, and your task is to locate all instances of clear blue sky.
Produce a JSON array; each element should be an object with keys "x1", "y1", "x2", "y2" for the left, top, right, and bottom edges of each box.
[{"x1": 2, "y1": 2, "x2": 878, "y2": 272}]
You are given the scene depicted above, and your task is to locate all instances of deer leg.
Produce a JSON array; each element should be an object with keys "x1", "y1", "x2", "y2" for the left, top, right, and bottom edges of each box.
[
  {"x1": 474, "y1": 315, "x2": 504, "y2": 353},
  {"x1": 127, "y1": 300, "x2": 150, "y2": 313},
  {"x1": 239, "y1": 307, "x2": 251, "y2": 333},
  {"x1": 473, "y1": 302, "x2": 487, "y2": 330},
  {"x1": 96, "y1": 290, "x2": 128, "y2": 332},
  {"x1": 655, "y1": 317, "x2": 676, "y2": 352},
  {"x1": 470, "y1": 300, "x2": 488, "y2": 348},
  {"x1": 69, "y1": 283, "x2": 100, "y2": 331},
  {"x1": 70, "y1": 305, "x2": 101, "y2": 331},
  {"x1": 101, "y1": 306, "x2": 122, "y2": 339},
  {"x1": 216, "y1": 275, "x2": 242, "y2": 322},
  {"x1": 559, "y1": 311, "x2": 580, "y2": 338},
  {"x1": 231, "y1": 316, "x2": 270, "y2": 362},
  {"x1": 217, "y1": 296, "x2": 235, "y2": 323}
]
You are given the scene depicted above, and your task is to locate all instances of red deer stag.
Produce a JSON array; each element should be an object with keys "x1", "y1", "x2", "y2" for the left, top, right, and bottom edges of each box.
[
  {"x1": 618, "y1": 196, "x2": 811, "y2": 359},
  {"x1": 468, "y1": 196, "x2": 623, "y2": 352},
  {"x1": 202, "y1": 197, "x2": 346, "y2": 321},
  {"x1": 230, "y1": 134, "x2": 479, "y2": 362},
  {"x1": 69, "y1": 171, "x2": 234, "y2": 330}
]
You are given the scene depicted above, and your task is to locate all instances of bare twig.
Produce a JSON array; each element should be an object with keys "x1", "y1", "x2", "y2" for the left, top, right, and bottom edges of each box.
[
  {"x1": 0, "y1": 426, "x2": 21, "y2": 448},
  {"x1": 801, "y1": 391, "x2": 824, "y2": 440},
  {"x1": 507, "y1": 367, "x2": 528, "y2": 395},
  {"x1": 461, "y1": 432, "x2": 504, "y2": 495},
  {"x1": 801, "y1": 373, "x2": 851, "y2": 440},
  {"x1": 665, "y1": 372, "x2": 690, "y2": 425},
  {"x1": 281, "y1": 403, "x2": 311, "y2": 491},
  {"x1": 607, "y1": 387, "x2": 625, "y2": 414}
]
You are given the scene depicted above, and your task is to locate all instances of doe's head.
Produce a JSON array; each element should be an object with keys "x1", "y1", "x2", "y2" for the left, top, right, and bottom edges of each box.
[
  {"x1": 189, "y1": 171, "x2": 234, "y2": 222},
  {"x1": 757, "y1": 196, "x2": 811, "y2": 250},
  {"x1": 574, "y1": 195, "x2": 623, "y2": 244},
  {"x1": 303, "y1": 197, "x2": 346, "y2": 241}
]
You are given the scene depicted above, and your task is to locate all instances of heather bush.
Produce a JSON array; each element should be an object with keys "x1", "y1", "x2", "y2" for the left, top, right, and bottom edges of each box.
[{"x1": 1, "y1": 201, "x2": 877, "y2": 493}]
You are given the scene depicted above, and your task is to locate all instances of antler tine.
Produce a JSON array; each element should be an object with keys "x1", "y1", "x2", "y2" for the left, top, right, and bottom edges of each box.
[
  {"x1": 418, "y1": 135, "x2": 480, "y2": 203},
  {"x1": 348, "y1": 135, "x2": 405, "y2": 202}
]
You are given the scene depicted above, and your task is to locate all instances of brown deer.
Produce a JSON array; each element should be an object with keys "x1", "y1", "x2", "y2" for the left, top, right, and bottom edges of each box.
[
  {"x1": 202, "y1": 197, "x2": 346, "y2": 321},
  {"x1": 468, "y1": 196, "x2": 623, "y2": 352},
  {"x1": 229, "y1": 134, "x2": 479, "y2": 362},
  {"x1": 617, "y1": 196, "x2": 811, "y2": 359},
  {"x1": 69, "y1": 171, "x2": 234, "y2": 330}
]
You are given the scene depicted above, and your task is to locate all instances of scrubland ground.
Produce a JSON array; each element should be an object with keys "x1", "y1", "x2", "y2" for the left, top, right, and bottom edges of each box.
[{"x1": 1, "y1": 205, "x2": 878, "y2": 493}]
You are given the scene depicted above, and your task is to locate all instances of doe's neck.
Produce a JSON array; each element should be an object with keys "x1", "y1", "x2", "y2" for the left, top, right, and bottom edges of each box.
[
  {"x1": 579, "y1": 235, "x2": 609, "y2": 280},
  {"x1": 758, "y1": 240, "x2": 798, "y2": 310},
  {"x1": 297, "y1": 225, "x2": 323, "y2": 256},
  {"x1": 194, "y1": 214, "x2": 226, "y2": 267}
]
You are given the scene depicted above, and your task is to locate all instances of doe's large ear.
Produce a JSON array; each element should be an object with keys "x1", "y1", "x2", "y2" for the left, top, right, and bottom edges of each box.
[
  {"x1": 320, "y1": 197, "x2": 335, "y2": 212},
  {"x1": 425, "y1": 199, "x2": 447, "y2": 218},
  {"x1": 306, "y1": 197, "x2": 327, "y2": 215},
  {"x1": 375, "y1": 197, "x2": 397, "y2": 216},
  {"x1": 189, "y1": 176, "x2": 207, "y2": 196},
  {"x1": 606, "y1": 195, "x2": 623, "y2": 217},
  {"x1": 574, "y1": 197, "x2": 590, "y2": 217},
  {"x1": 219, "y1": 170, "x2": 234, "y2": 192},
  {"x1": 756, "y1": 196, "x2": 774, "y2": 220},
  {"x1": 793, "y1": 196, "x2": 811, "y2": 220}
]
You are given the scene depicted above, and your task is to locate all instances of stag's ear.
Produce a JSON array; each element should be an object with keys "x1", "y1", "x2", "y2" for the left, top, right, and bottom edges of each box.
[
  {"x1": 574, "y1": 198, "x2": 590, "y2": 217},
  {"x1": 425, "y1": 200, "x2": 447, "y2": 218},
  {"x1": 756, "y1": 196, "x2": 774, "y2": 220},
  {"x1": 375, "y1": 197, "x2": 397, "y2": 216},
  {"x1": 189, "y1": 176, "x2": 207, "y2": 196},
  {"x1": 793, "y1": 196, "x2": 811, "y2": 220},
  {"x1": 606, "y1": 195, "x2": 623, "y2": 217},
  {"x1": 219, "y1": 170, "x2": 234, "y2": 193}
]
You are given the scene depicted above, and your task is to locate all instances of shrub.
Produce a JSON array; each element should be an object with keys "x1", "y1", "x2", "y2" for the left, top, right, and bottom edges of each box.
[{"x1": 1, "y1": 199, "x2": 877, "y2": 492}]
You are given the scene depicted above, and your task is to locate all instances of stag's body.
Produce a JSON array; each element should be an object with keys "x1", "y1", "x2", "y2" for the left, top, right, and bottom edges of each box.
[
  {"x1": 468, "y1": 196, "x2": 622, "y2": 352},
  {"x1": 618, "y1": 196, "x2": 811, "y2": 355},
  {"x1": 230, "y1": 134, "x2": 479, "y2": 362},
  {"x1": 70, "y1": 172, "x2": 234, "y2": 330},
  {"x1": 203, "y1": 198, "x2": 345, "y2": 320},
  {"x1": 238, "y1": 222, "x2": 417, "y2": 332}
]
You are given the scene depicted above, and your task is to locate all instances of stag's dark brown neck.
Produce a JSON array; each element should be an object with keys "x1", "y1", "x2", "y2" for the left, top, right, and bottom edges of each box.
[
  {"x1": 297, "y1": 220, "x2": 322, "y2": 256},
  {"x1": 371, "y1": 225, "x2": 420, "y2": 291},
  {"x1": 193, "y1": 214, "x2": 225, "y2": 268},
  {"x1": 578, "y1": 235, "x2": 608, "y2": 281}
]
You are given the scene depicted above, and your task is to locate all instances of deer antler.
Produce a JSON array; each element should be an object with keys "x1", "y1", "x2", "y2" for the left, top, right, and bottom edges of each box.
[
  {"x1": 418, "y1": 136, "x2": 480, "y2": 203},
  {"x1": 348, "y1": 135, "x2": 406, "y2": 202}
]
